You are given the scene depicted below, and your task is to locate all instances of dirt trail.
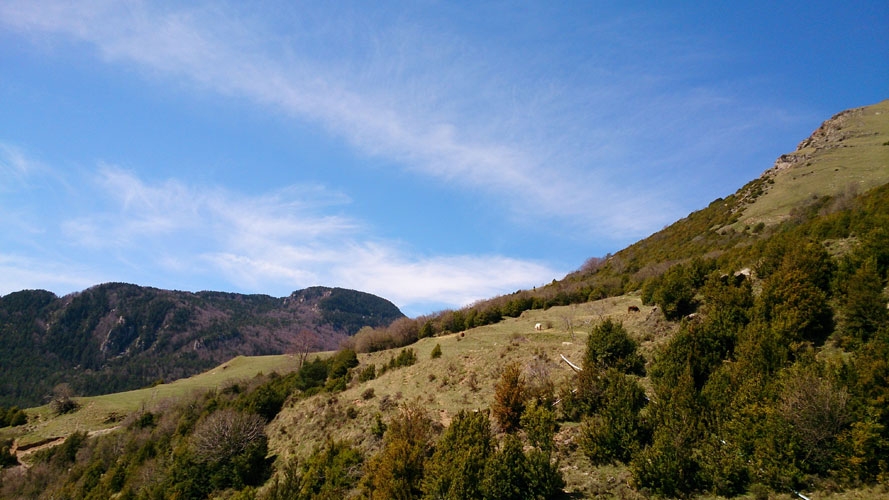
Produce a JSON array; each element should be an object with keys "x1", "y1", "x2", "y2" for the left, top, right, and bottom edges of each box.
[{"x1": 11, "y1": 426, "x2": 121, "y2": 465}]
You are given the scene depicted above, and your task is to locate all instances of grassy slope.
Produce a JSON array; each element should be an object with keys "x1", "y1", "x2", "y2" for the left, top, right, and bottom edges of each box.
[
  {"x1": 267, "y1": 295, "x2": 675, "y2": 497},
  {"x1": 8, "y1": 296, "x2": 889, "y2": 498},
  {"x1": 6, "y1": 355, "x2": 299, "y2": 449},
  {"x1": 737, "y1": 99, "x2": 889, "y2": 228}
]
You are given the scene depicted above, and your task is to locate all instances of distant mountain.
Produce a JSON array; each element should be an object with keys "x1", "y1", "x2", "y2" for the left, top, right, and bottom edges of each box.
[{"x1": 0, "y1": 284, "x2": 404, "y2": 407}]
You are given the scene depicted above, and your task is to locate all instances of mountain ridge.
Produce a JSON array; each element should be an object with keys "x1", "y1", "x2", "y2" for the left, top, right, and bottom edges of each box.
[{"x1": 0, "y1": 283, "x2": 404, "y2": 407}]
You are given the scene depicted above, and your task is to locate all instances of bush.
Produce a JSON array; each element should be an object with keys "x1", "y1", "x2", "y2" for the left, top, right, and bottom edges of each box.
[
  {"x1": 361, "y1": 403, "x2": 437, "y2": 499},
  {"x1": 357, "y1": 364, "x2": 376, "y2": 382},
  {"x1": 520, "y1": 400, "x2": 558, "y2": 453},
  {"x1": 192, "y1": 410, "x2": 267, "y2": 465},
  {"x1": 49, "y1": 383, "x2": 79, "y2": 415},
  {"x1": 491, "y1": 363, "x2": 527, "y2": 433},
  {"x1": 0, "y1": 439, "x2": 19, "y2": 468},
  {"x1": 422, "y1": 410, "x2": 492, "y2": 499},
  {"x1": 481, "y1": 435, "x2": 528, "y2": 500},
  {"x1": 579, "y1": 370, "x2": 647, "y2": 465},
  {"x1": 430, "y1": 343, "x2": 442, "y2": 359},
  {"x1": 584, "y1": 319, "x2": 645, "y2": 375},
  {"x1": 293, "y1": 440, "x2": 363, "y2": 499}
]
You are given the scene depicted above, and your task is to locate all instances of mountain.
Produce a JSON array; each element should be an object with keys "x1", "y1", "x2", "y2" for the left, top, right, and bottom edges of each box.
[
  {"x1": 0, "y1": 283, "x2": 404, "y2": 407},
  {"x1": 514, "y1": 99, "x2": 889, "y2": 311}
]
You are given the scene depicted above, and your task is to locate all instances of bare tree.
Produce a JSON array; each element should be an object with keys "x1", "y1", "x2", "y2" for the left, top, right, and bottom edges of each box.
[
  {"x1": 560, "y1": 304, "x2": 578, "y2": 340},
  {"x1": 291, "y1": 329, "x2": 317, "y2": 370},
  {"x1": 50, "y1": 383, "x2": 79, "y2": 415},
  {"x1": 192, "y1": 410, "x2": 267, "y2": 464},
  {"x1": 780, "y1": 372, "x2": 850, "y2": 472}
]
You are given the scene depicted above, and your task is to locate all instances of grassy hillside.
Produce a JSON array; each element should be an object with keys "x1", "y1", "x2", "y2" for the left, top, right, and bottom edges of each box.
[
  {"x1": 3, "y1": 355, "x2": 300, "y2": 451},
  {"x1": 4, "y1": 294, "x2": 661, "y2": 451},
  {"x1": 736, "y1": 100, "x2": 889, "y2": 228}
]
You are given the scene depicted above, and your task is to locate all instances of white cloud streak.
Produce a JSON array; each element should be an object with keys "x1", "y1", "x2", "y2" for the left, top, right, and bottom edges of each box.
[
  {"x1": 0, "y1": 2, "x2": 798, "y2": 313},
  {"x1": 0, "y1": 253, "x2": 100, "y2": 296},
  {"x1": 0, "y1": 0, "x2": 729, "y2": 240},
  {"x1": 1, "y1": 156, "x2": 559, "y2": 313}
]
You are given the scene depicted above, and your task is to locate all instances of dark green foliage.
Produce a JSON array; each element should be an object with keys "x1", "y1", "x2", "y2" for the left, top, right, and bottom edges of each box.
[
  {"x1": 0, "y1": 406, "x2": 26, "y2": 427},
  {"x1": 755, "y1": 241, "x2": 835, "y2": 348},
  {"x1": 296, "y1": 357, "x2": 329, "y2": 390},
  {"x1": 0, "y1": 439, "x2": 19, "y2": 468},
  {"x1": 316, "y1": 287, "x2": 405, "y2": 335},
  {"x1": 418, "y1": 320, "x2": 434, "y2": 339},
  {"x1": 358, "y1": 364, "x2": 376, "y2": 382},
  {"x1": 652, "y1": 318, "x2": 736, "y2": 392},
  {"x1": 272, "y1": 440, "x2": 364, "y2": 500},
  {"x1": 481, "y1": 435, "x2": 528, "y2": 500},
  {"x1": 381, "y1": 348, "x2": 417, "y2": 373},
  {"x1": 234, "y1": 371, "x2": 302, "y2": 422},
  {"x1": 325, "y1": 348, "x2": 359, "y2": 391},
  {"x1": 371, "y1": 412, "x2": 387, "y2": 439},
  {"x1": 699, "y1": 272, "x2": 754, "y2": 333},
  {"x1": 430, "y1": 343, "x2": 442, "y2": 359},
  {"x1": 0, "y1": 370, "x2": 353, "y2": 498},
  {"x1": 835, "y1": 257, "x2": 888, "y2": 347},
  {"x1": 632, "y1": 366, "x2": 703, "y2": 496},
  {"x1": 394, "y1": 348, "x2": 416, "y2": 369},
  {"x1": 422, "y1": 410, "x2": 492, "y2": 499},
  {"x1": 632, "y1": 420, "x2": 701, "y2": 497},
  {"x1": 583, "y1": 319, "x2": 645, "y2": 375},
  {"x1": 0, "y1": 284, "x2": 402, "y2": 408},
  {"x1": 132, "y1": 411, "x2": 156, "y2": 429},
  {"x1": 54, "y1": 431, "x2": 89, "y2": 465},
  {"x1": 520, "y1": 400, "x2": 558, "y2": 453},
  {"x1": 642, "y1": 258, "x2": 714, "y2": 320},
  {"x1": 580, "y1": 369, "x2": 648, "y2": 465}
]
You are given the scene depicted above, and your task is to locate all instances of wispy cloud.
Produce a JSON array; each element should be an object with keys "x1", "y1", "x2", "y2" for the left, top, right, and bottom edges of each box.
[
  {"x1": 0, "y1": 0, "x2": 769, "y2": 241},
  {"x1": 0, "y1": 1, "x2": 809, "y2": 314},
  {"x1": 0, "y1": 253, "x2": 100, "y2": 296},
  {"x1": 82, "y1": 167, "x2": 560, "y2": 313},
  {"x1": 0, "y1": 154, "x2": 559, "y2": 313}
]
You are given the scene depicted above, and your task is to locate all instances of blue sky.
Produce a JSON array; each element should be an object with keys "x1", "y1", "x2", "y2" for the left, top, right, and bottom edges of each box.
[{"x1": 1, "y1": 1, "x2": 886, "y2": 317}]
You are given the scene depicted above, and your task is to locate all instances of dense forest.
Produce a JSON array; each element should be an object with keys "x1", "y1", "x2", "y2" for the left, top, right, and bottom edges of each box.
[{"x1": 0, "y1": 286, "x2": 404, "y2": 407}]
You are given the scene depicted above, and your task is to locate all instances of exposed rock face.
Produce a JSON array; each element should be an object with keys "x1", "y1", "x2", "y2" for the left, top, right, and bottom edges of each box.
[
  {"x1": 765, "y1": 104, "x2": 877, "y2": 176},
  {"x1": 796, "y1": 107, "x2": 869, "y2": 151}
]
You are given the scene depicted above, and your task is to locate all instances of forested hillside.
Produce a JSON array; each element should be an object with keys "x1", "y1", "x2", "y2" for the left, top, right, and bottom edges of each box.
[
  {"x1": 1, "y1": 101, "x2": 887, "y2": 499},
  {"x1": 0, "y1": 285, "x2": 404, "y2": 407}
]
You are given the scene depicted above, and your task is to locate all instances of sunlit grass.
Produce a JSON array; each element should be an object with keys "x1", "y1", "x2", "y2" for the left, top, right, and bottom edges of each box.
[{"x1": 738, "y1": 100, "x2": 889, "y2": 228}]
